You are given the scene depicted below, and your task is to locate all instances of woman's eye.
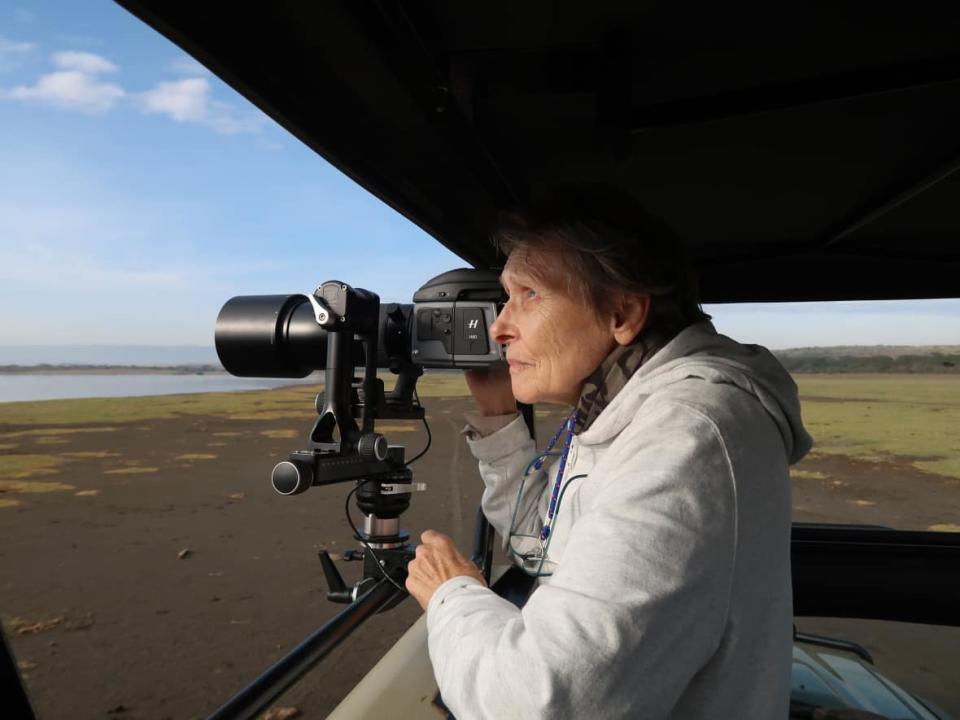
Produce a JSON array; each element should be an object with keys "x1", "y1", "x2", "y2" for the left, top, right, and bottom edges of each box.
[{"x1": 501, "y1": 284, "x2": 536, "y2": 303}]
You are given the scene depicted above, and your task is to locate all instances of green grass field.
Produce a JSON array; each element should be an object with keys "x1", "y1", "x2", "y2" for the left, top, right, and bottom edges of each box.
[
  {"x1": 795, "y1": 374, "x2": 960, "y2": 479},
  {"x1": 0, "y1": 373, "x2": 473, "y2": 489},
  {"x1": 0, "y1": 371, "x2": 472, "y2": 426},
  {"x1": 1, "y1": 372, "x2": 958, "y2": 481}
]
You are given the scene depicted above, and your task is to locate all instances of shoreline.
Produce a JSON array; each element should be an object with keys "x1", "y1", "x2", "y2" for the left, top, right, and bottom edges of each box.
[
  {"x1": 0, "y1": 373, "x2": 320, "y2": 406},
  {"x1": 0, "y1": 366, "x2": 226, "y2": 376},
  {"x1": 0, "y1": 370, "x2": 469, "y2": 408},
  {"x1": 0, "y1": 366, "x2": 462, "y2": 375}
]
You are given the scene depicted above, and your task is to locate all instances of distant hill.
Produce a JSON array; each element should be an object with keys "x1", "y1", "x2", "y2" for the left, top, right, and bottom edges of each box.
[
  {"x1": 774, "y1": 345, "x2": 960, "y2": 359},
  {"x1": 774, "y1": 345, "x2": 960, "y2": 373}
]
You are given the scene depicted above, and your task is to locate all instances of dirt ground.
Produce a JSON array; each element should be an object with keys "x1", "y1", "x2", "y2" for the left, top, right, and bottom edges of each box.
[
  {"x1": 1, "y1": 395, "x2": 958, "y2": 719},
  {"x1": 792, "y1": 451, "x2": 960, "y2": 531}
]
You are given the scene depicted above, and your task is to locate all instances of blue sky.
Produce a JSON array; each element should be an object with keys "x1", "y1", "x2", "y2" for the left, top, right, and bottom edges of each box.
[{"x1": 1, "y1": 2, "x2": 958, "y2": 351}]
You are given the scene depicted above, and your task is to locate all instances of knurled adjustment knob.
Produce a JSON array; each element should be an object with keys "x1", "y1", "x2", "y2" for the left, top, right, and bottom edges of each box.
[
  {"x1": 272, "y1": 459, "x2": 313, "y2": 495},
  {"x1": 357, "y1": 433, "x2": 388, "y2": 462}
]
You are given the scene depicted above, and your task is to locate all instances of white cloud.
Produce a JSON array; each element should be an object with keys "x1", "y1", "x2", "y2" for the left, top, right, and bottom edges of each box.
[
  {"x1": 168, "y1": 55, "x2": 211, "y2": 77},
  {"x1": 52, "y1": 50, "x2": 118, "y2": 74},
  {"x1": 2, "y1": 46, "x2": 265, "y2": 130},
  {"x1": 138, "y1": 77, "x2": 264, "y2": 134},
  {"x1": 139, "y1": 77, "x2": 207, "y2": 121},
  {"x1": 1, "y1": 49, "x2": 123, "y2": 112},
  {"x1": 0, "y1": 35, "x2": 35, "y2": 72},
  {"x1": 0, "y1": 36, "x2": 34, "y2": 54},
  {"x1": 4, "y1": 69, "x2": 124, "y2": 113}
]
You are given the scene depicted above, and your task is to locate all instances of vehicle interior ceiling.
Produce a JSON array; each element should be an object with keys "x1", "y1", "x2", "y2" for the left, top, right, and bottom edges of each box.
[{"x1": 113, "y1": 1, "x2": 960, "y2": 629}]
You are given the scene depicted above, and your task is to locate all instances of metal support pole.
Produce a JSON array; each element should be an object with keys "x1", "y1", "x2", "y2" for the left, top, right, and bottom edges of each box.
[
  {"x1": 471, "y1": 506, "x2": 496, "y2": 584},
  {"x1": 821, "y1": 148, "x2": 960, "y2": 248},
  {"x1": 206, "y1": 577, "x2": 404, "y2": 720},
  {"x1": 1, "y1": 626, "x2": 36, "y2": 720}
]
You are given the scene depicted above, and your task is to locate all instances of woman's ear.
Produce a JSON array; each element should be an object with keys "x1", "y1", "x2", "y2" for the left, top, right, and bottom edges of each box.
[{"x1": 610, "y1": 293, "x2": 651, "y2": 346}]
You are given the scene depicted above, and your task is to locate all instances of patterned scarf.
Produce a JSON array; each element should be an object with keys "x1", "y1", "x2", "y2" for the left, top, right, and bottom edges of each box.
[{"x1": 574, "y1": 328, "x2": 672, "y2": 434}]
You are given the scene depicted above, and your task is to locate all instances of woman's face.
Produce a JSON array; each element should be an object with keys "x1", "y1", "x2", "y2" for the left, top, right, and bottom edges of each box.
[{"x1": 491, "y1": 248, "x2": 618, "y2": 406}]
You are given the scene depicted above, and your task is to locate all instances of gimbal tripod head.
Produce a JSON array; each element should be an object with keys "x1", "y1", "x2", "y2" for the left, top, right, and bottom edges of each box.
[
  {"x1": 208, "y1": 272, "x2": 510, "y2": 720},
  {"x1": 267, "y1": 280, "x2": 425, "y2": 602}
]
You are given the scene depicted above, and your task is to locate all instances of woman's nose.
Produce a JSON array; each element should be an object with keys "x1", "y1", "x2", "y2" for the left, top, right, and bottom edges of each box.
[{"x1": 490, "y1": 304, "x2": 516, "y2": 345}]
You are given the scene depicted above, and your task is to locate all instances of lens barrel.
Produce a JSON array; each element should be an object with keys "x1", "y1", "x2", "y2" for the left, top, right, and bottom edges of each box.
[
  {"x1": 215, "y1": 295, "x2": 415, "y2": 378},
  {"x1": 215, "y1": 294, "x2": 327, "y2": 377}
]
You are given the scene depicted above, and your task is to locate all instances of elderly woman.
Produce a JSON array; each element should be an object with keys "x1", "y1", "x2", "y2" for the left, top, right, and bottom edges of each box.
[{"x1": 405, "y1": 185, "x2": 811, "y2": 719}]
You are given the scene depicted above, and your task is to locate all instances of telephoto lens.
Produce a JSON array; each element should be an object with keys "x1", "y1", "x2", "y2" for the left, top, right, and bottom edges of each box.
[
  {"x1": 215, "y1": 294, "x2": 328, "y2": 377},
  {"x1": 216, "y1": 294, "x2": 417, "y2": 377},
  {"x1": 214, "y1": 269, "x2": 504, "y2": 378}
]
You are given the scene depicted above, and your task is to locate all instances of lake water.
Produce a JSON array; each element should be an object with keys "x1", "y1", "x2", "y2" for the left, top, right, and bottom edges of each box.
[{"x1": 0, "y1": 373, "x2": 324, "y2": 403}]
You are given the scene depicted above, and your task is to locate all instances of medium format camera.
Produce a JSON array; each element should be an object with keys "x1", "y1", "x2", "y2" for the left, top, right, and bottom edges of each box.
[
  {"x1": 208, "y1": 269, "x2": 511, "y2": 718},
  {"x1": 214, "y1": 268, "x2": 505, "y2": 379},
  {"x1": 213, "y1": 266, "x2": 507, "y2": 602}
]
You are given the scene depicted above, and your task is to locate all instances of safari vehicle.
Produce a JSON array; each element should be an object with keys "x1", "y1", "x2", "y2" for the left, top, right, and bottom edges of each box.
[{"x1": 5, "y1": 2, "x2": 959, "y2": 719}]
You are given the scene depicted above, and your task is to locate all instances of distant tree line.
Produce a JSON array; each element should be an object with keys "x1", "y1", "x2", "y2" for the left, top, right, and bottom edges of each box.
[{"x1": 775, "y1": 353, "x2": 960, "y2": 373}]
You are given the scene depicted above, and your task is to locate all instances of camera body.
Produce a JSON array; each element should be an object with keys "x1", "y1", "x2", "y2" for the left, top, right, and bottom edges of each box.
[
  {"x1": 214, "y1": 268, "x2": 505, "y2": 378},
  {"x1": 410, "y1": 268, "x2": 504, "y2": 368}
]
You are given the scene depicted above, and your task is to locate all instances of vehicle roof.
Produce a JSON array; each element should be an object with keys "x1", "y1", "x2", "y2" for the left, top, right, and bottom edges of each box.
[{"x1": 116, "y1": 1, "x2": 960, "y2": 303}]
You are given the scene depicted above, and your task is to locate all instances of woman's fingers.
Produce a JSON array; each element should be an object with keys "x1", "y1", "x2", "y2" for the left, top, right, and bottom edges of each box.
[
  {"x1": 406, "y1": 530, "x2": 486, "y2": 610},
  {"x1": 465, "y1": 366, "x2": 516, "y2": 416},
  {"x1": 421, "y1": 528, "x2": 452, "y2": 547}
]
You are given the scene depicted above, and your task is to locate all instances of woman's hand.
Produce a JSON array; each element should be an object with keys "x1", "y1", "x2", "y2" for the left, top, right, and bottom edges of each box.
[
  {"x1": 405, "y1": 530, "x2": 486, "y2": 610},
  {"x1": 464, "y1": 365, "x2": 517, "y2": 416}
]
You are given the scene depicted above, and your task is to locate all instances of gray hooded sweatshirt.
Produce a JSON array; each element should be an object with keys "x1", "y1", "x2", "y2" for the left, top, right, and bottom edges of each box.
[{"x1": 426, "y1": 321, "x2": 813, "y2": 719}]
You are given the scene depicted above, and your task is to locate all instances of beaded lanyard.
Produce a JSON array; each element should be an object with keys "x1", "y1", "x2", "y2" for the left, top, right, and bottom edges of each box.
[{"x1": 536, "y1": 408, "x2": 580, "y2": 547}]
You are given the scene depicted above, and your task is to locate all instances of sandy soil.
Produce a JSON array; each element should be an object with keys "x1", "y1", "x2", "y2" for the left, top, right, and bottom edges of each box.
[
  {"x1": 792, "y1": 452, "x2": 960, "y2": 531},
  {"x1": 1, "y1": 398, "x2": 957, "y2": 719},
  {"x1": 1, "y1": 397, "x2": 509, "y2": 720}
]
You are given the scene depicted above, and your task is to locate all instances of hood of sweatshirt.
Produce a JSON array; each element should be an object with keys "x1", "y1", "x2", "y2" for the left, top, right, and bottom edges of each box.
[{"x1": 577, "y1": 320, "x2": 813, "y2": 464}]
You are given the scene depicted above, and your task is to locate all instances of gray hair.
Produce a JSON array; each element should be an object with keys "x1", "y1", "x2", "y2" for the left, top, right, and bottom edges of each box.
[{"x1": 493, "y1": 183, "x2": 710, "y2": 337}]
